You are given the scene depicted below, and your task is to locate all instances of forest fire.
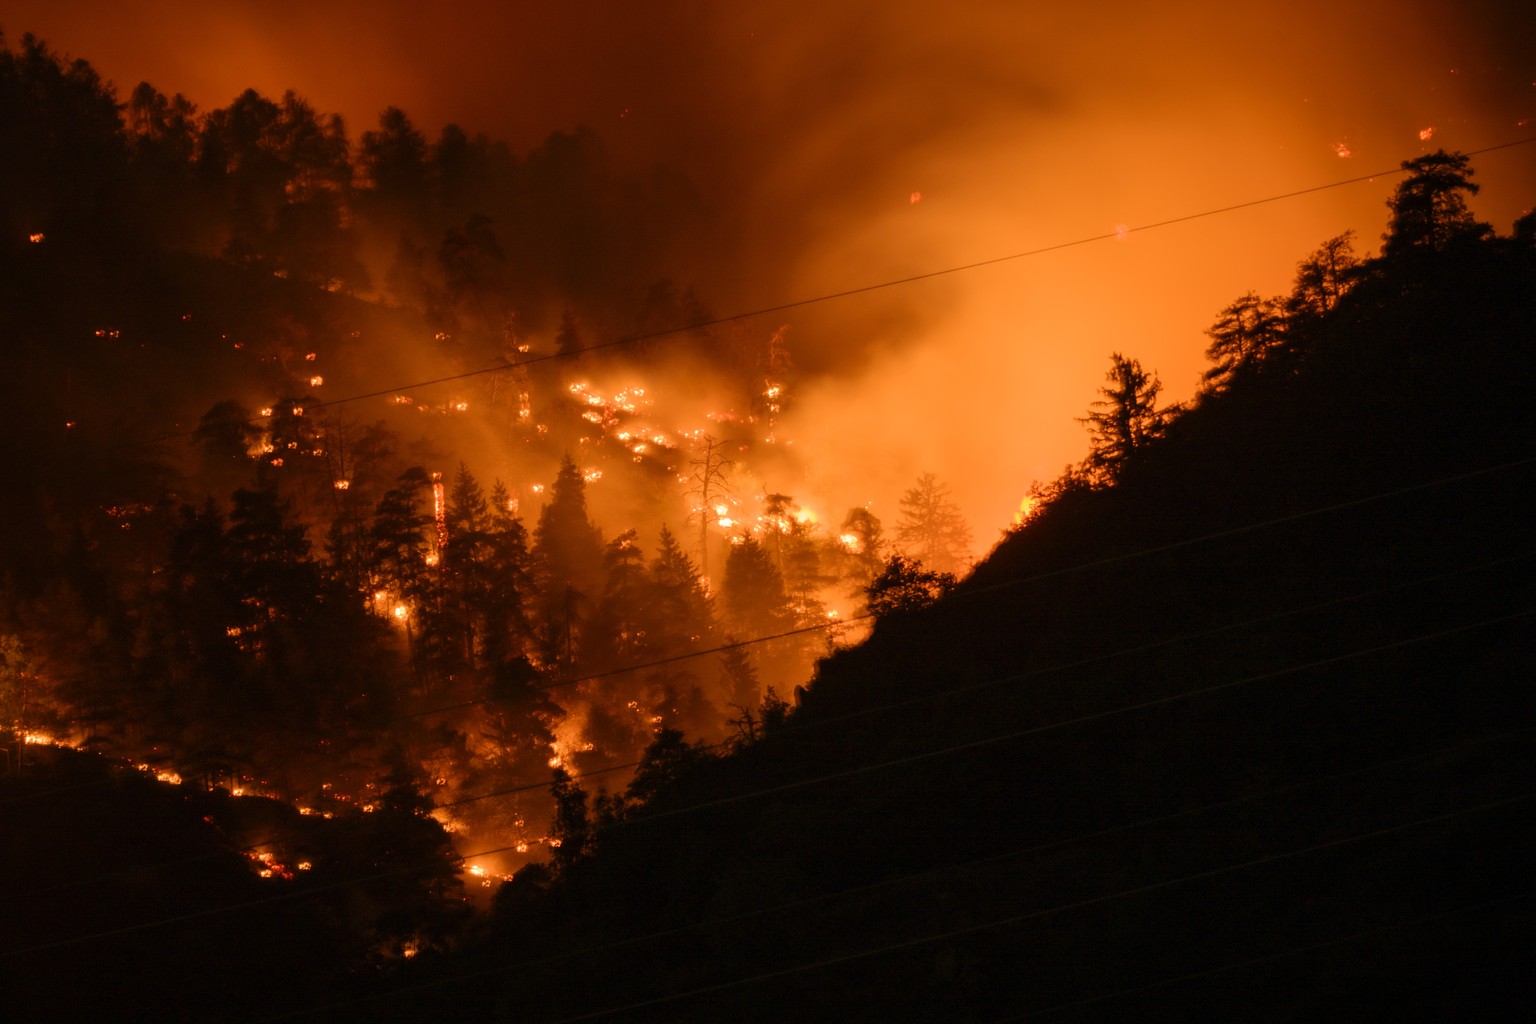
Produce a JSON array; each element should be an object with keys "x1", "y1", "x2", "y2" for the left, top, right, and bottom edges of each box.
[{"x1": 3, "y1": 6, "x2": 1533, "y2": 1020}]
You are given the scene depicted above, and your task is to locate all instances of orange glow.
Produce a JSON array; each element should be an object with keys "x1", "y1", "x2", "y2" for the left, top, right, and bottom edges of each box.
[{"x1": 7, "y1": 13, "x2": 1534, "y2": 871}]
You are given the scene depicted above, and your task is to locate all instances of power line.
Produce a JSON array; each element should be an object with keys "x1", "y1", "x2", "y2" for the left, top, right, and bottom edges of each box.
[
  {"x1": 431, "y1": 551, "x2": 1530, "y2": 818},
  {"x1": 88, "y1": 134, "x2": 1536, "y2": 455},
  {"x1": 13, "y1": 542, "x2": 1519, "y2": 914},
  {"x1": 8, "y1": 454, "x2": 1527, "y2": 818},
  {"x1": 604, "y1": 608, "x2": 1533, "y2": 833},
  {"x1": 1013, "y1": 892, "x2": 1536, "y2": 1021},
  {"x1": 0, "y1": 840, "x2": 528, "y2": 959},
  {"x1": 252, "y1": 726, "x2": 1533, "y2": 1022},
  {"x1": 404, "y1": 454, "x2": 1533, "y2": 716},
  {"x1": 538, "y1": 791, "x2": 1536, "y2": 1023},
  {"x1": 9, "y1": 603, "x2": 1526, "y2": 962}
]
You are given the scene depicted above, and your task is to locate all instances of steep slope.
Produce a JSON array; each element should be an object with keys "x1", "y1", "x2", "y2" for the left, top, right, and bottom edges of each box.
[{"x1": 370, "y1": 234, "x2": 1536, "y2": 1022}]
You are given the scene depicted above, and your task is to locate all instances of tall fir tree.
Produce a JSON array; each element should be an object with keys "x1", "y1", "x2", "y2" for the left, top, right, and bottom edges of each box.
[{"x1": 895, "y1": 473, "x2": 972, "y2": 574}]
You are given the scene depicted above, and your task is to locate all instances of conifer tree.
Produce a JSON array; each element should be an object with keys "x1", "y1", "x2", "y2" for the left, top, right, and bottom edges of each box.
[
  {"x1": 533, "y1": 454, "x2": 605, "y2": 597},
  {"x1": 1201, "y1": 292, "x2": 1289, "y2": 391},
  {"x1": 722, "y1": 537, "x2": 791, "y2": 639},
  {"x1": 1287, "y1": 231, "x2": 1360, "y2": 321},
  {"x1": 1080, "y1": 353, "x2": 1167, "y2": 484},
  {"x1": 1383, "y1": 150, "x2": 1491, "y2": 258},
  {"x1": 895, "y1": 473, "x2": 972, "y2": 574},
  {"x1": 533, "y1": 455, "x2": 604, "y2": 672}
]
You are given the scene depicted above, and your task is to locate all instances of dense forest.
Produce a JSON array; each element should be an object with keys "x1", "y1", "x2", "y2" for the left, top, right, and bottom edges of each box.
[{"x1": 3, "y1": 30, "x2": 1534, "y2": 1022}]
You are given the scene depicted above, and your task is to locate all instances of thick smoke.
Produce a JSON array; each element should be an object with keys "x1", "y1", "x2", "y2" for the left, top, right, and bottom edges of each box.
[{"x1": 8, "y1": 0, "x2": 1534, "y2": 542}]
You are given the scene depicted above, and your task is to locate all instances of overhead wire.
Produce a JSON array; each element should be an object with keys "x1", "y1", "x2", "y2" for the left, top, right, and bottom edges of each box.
[
  {"x1": 536, "y1": 791, "x2": 1536, "y2": 1023},
  {"x1": 6, "y1": 455, "x2": 1529, "y2": 897},
  {"x1": 1011, "y1": 892, "x2": 1536, "y2": 1021},
  {"x1": 8, "y1": 601, "x2": 1528, "y2": 960},
  {"x1": 253, "y1": 724, "x2": 1533, "y2": 1021},
  {"x1": 401, "y1": 454, "x2": 1534, "y2": 716},
  {"x1": 12, "y1": 542, "x2": 1525, "y2": 908},
  {"x1": 79, "y1": 133, "x2": 1536, "y2": 456}
]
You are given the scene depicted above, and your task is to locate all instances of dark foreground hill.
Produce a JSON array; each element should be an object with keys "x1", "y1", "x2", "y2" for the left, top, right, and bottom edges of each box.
[{"x1": 349, "y1": 231, "x2": 1536, "y2": 1021}]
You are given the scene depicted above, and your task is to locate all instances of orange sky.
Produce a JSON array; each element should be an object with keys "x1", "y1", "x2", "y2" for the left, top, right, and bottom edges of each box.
[{"x1": 6, "y1": 1, "x2": 1534, "y2": 548}]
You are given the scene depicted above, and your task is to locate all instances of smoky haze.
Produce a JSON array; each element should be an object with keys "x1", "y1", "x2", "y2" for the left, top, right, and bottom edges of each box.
[{"x1": 7, "y1": 0, "x2": 1534, "y2": 545}]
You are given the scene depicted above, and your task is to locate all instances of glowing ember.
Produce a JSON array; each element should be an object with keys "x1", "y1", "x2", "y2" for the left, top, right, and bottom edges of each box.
[
  {"x1": 393, "y1": 605, "x2": 408, "y2": 620},
  {"x1": 259, "y1": 407, "x2": 273, "y2": 417},
  {"x1": 305, "y1": 352, "x2": 317, "y2": 361},
  {"x1": 334, "y1": 479, "x2": 350, "y2": 490},
  {"x1": 309, "y1": 375, "x2": 324, "y2": 387},
  {"x1": 909, "y1": 191, "x2": 922, "y2": 204},
  {"x1": 28, "y1": 232, "x2": 44, "y2": 243},
  {"x1": 1419, "y1": 126, "x2": 1436, "y2": 141},
  {"x1": 1333, "y1": 142, "x2": 1352, "y2": 158}
]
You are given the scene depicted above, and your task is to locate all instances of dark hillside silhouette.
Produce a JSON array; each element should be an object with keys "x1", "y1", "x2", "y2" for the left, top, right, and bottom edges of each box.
[{"x1": 353, "y1": 164, "x2": 1536, "y2": 1022}]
